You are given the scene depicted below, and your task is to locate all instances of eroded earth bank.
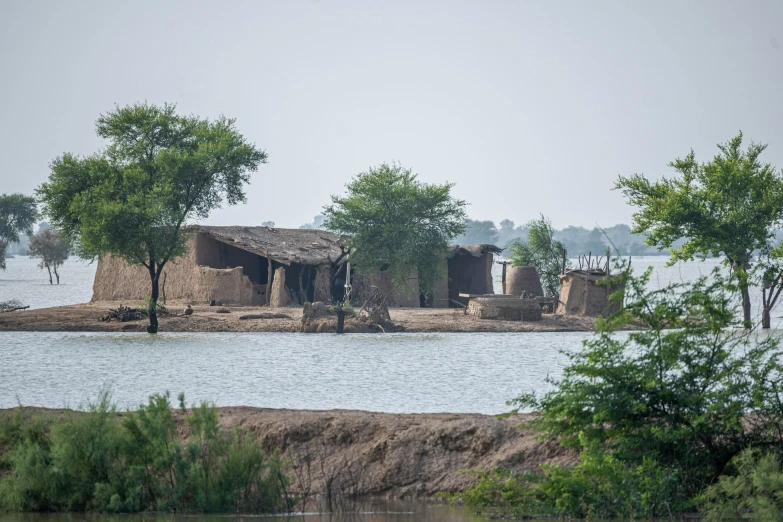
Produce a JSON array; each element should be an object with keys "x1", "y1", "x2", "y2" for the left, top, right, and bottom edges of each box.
[{"x1": 2, "y1": 407, "x2": 575, "y2": 499}]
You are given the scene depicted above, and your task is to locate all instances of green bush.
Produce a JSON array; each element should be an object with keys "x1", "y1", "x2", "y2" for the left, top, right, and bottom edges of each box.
[
  {"x1": 699, "y1": 448, "x2": 783, "y2": 521},
  {"x1": 464, "y1": 265, "x2": 783, "y2": 518},
  {"x1": 0, "y1": 392, "x2": 289, "y2": 514}
]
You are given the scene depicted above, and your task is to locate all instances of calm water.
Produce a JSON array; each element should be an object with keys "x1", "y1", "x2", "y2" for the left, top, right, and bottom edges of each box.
[
  {"x1": 0, "y1": 331, "x2": 581, "y2": 412},
  {"x1": 0, "y1": 256, "x2": 95, "y2": 309}
]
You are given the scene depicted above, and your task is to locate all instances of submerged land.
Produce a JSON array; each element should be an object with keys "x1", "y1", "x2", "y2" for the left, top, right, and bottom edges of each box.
[
  {"x1": 0, "y1": 301, "x2": 600, "y2": 333},
  {"x1": 0, "y1": 406, "x2": 575, "y2": 498}
]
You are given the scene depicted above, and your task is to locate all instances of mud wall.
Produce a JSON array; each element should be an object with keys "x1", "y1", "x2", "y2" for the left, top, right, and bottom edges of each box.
[
  {"x1": 557, "y1": 272, "x2": 622, "y2": 316},
  {"x1": 92, "y1": 234, "x2": 256, "y2": 305}
]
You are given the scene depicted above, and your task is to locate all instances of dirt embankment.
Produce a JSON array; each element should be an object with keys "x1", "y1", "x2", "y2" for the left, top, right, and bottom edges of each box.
[
  {"x1": 2, "y1": 407, "x2": 576, "y2": 498},
  {"x1": 0, "y1": 301, "x2": 600, "y2": 333}
]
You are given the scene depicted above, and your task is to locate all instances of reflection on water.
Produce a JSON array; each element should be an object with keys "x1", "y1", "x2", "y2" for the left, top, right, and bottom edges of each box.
[{"x1": 0, "y1": 500, "x2": 485, "y2": 522}]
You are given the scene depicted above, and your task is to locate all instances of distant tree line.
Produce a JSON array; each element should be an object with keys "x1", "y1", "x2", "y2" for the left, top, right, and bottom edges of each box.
[{"x1": 448, "y1": 218, "x2": 674, "y2": 256}]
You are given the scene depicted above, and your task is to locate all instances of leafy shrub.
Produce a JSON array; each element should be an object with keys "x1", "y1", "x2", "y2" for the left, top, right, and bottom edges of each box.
[
  {"x1": 0, "y1": 392, "x2": 289, "y2": 514},
  {"x1": 699, "y1": 448, "x2": 783, "y2": 521},
  {"x1": 464, "y1": 265, "x2": 783, "y2": 518}
]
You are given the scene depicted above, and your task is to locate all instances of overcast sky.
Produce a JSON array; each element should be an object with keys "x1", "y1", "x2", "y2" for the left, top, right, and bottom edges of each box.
[{"x1": 2, "y1": 0, "x2": 782, "y2": 230}]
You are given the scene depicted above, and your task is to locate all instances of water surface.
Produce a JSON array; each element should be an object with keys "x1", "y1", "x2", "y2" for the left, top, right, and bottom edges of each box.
[{"x1": 1, "y1": 331, "x2": 583, "y2": 413}]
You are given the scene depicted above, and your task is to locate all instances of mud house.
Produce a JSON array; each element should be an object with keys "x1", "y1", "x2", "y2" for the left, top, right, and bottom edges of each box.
[{"x1": 91, "y1": 226, "x2": 502, "y2": 308}]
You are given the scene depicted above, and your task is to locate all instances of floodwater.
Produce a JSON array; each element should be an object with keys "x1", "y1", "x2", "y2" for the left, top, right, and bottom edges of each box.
[
  {"x1": 0, "y1": 330, "x2": 581, "y2": 412},
  {"x1": 1, "y1": 254, "x2": 780, "y2": 413},
  {"x1": 0, "y1": 256, "x2": 95, "y2": 309}
]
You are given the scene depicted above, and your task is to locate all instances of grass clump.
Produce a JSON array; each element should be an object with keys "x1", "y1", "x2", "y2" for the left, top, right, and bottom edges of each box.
[{"x1": 0, "y1": 392, "x2": 289, "y2": 514}]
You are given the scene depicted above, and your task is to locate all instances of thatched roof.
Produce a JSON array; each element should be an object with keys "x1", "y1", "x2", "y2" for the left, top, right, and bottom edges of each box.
[
  {"x1": 198, "y1": 226, "x2": 500, "y2": 266},
  {"x1": 449, "y1": 244, "x2": 503, "y2": 257},
  {"x1": 199, "y1": 226, "x2": 343, "y2": 266}
]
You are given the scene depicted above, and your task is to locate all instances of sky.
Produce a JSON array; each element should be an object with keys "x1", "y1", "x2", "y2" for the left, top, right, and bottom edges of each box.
[{"x1": 1, "y1": 0, "x2": 782, "y2": 230}]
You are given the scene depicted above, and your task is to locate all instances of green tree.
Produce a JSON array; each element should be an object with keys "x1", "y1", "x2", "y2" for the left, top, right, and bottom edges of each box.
[
  {"x1": 323, "y1": 162, "x2": 468, "y2": 298},
  {"x1": 28, "y1": 229, "x2": 70, "y2": 284},
  {"x1": 504, "y1": 266, "x2": 783, "y2": 517},
  {"x1": 0, "y1": 193, "x2": 38, "y2": 270},
  {"x1": 37, "y1": 103, "x2": 266, "y2": 333},
  {"x1": 455, "y1": 219, "x2": 499, "y2": 246},
  {"x1": 616, "y1": 132, "x2": 783, "y2": 327},
  {"x1": 508, "y1": 215, "x2": 568, "y2": 297}
]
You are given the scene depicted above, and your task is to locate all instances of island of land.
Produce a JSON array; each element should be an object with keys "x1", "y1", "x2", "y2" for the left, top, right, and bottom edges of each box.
[{"x1": 0, "y1": 301, "x2": 601, "y2": 333}]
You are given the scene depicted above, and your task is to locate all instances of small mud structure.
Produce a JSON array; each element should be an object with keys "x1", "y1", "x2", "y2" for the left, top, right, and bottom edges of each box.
[
  {"x1": 557, "y1": 269, "x2": 623, "y2": 317},
  {"x1": 504, "y1": 265, "x2": 544, "y2": 296},
  {"x1": 466, "y1": 296, "x2": 542, "y2": 321}
]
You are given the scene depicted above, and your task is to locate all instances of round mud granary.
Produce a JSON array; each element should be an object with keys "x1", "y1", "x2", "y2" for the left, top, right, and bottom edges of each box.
[
  {"x1": 505, "y1": 265, "x2": 544, "y2": 296},
  {"x1": 467, "y1": 296, "x2": 542, "y2": 321}
]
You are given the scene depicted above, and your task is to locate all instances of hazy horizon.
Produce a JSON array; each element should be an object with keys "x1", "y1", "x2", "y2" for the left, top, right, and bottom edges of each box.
[{"x1": 2, "y1": 0, "x2": 782, "y2": 230}]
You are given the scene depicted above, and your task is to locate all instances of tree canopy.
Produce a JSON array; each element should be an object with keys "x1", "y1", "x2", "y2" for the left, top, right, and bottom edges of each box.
[
  {"x1": 38, "y1": 102, "x2": 266, "y2": 332},
  {"x1": 323, "y1": 162, "x2": 468, "y2": 297},
  {"x1": 0, "y1": 193, "x2": 38, "y2": 269},
  {"x1": 29, "y1": 229, "x2": 70, "y2": 284},
  {"x1": 616, "y1": 132, "x2": 783, "y2": 326},
  {"x1": 455, "y1": 219, "x2": 499, "y2": 246}
]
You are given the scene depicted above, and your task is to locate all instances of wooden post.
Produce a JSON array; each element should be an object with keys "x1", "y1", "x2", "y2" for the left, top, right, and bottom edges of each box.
[
  {"x1": 266, "y1": 259, "x2": 273, "y2": 305},
  {"x1": 501, "y1": 261, "x2": 508, "y2": 294}
]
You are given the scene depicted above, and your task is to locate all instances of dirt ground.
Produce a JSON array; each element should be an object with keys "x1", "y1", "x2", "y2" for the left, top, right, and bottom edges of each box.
[
  {"x1": 0, "y1": 300, "x2": 601, "y2": 333},
  {"x1": 1, "y1": 406, "x2": 576, "y2": 498}
]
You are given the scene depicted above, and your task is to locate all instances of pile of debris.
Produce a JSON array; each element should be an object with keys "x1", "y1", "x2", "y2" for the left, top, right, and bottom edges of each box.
[
  {"x1": 100, "y1": 305, "x2": 145, "y2": 322},
  {"x1": 300, "y1": 300, "x2": 400, "y2": 333}
]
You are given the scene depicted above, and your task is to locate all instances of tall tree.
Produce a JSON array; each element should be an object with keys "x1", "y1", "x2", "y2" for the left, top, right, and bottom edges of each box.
[
  {"x1": 28, "y1": 229, "x2": 70, "y2": 284},
  {"x1": 323, "y1": 162, "x2": 467, "y2": 298},
  {"x1": 38, "y1": 103, "x2": 266, "y2": 333},
  {"x1": 0, "y1": 193, "x2": 38, "y2": 269},
  {"x1": 616, "y1": 132, "x2": 783, "y2": 327}
]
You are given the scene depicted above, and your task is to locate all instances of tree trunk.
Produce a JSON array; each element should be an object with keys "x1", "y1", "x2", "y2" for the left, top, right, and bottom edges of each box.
[
  {"x1": 54, "y1": 265, "x2": 60, "y2": 284},
  {"x1": 732, "y1": 261, "x2": 752, "y2": 329},
  {"x1": 46, "y1": 265, "x2": 52, "y2": 285},
  {"x1": 147, "y1": 263, "x2": 159, "y2": 334},
  {"x1": 336, "y1": 309, "x2": 345, "y2": 334},
  {"x1": 762, "y1": 307, "x2": 771, "y2": 329},
  {"x1": 740, "y1": 281, "x2": 751, "y2": 329}
]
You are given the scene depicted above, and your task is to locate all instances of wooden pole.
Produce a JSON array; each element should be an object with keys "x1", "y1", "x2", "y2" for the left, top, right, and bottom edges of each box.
[{"x1": 501, "y1": 261, "x2": 508, "y2": 294}]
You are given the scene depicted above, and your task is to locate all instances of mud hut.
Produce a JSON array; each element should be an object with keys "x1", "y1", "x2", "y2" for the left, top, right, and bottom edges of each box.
[
  {"x1": 446, "y1": 244, "x2": 504, "y2": 307},
  {"x1": 92, "y1": 228, "x2": 502, "y2": 309},
  {"x1": 556, "y1": 269, "x2": 623, "y2": 317},
  {"x1": 92, "y1": 227, "x2": 346, "y2": 306}
]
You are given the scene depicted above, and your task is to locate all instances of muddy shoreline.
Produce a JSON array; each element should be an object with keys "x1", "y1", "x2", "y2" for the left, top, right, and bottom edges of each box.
[
  {"x1": 0, "y1": 301, "x2": 601, "y2": 333},
  {"x1": 1, "y1": 406, "x2": 575, "y2": 498}
]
